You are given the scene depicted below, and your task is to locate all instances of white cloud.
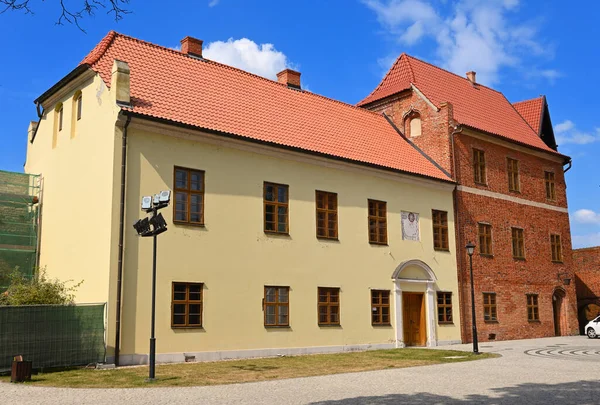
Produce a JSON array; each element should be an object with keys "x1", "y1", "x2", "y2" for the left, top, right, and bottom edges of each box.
[
  {"x1": 572, "y1": 233, "x2": 600, "y2": 249},
  {"x1": 554, "y1": 120, "x2": 600, "y2": 145},
  {"x1": 363, "y1": 0, "x2": 554, "y2": 86},
  {"x1": 208, "y1": 0, "x2": 220, "y2": 7},
  {"x1": 572, "y1": 209, "x2": 600, "y2": 225},
  {"x1": 203, "y1": 38, "x2": 292, "y2": 80}
]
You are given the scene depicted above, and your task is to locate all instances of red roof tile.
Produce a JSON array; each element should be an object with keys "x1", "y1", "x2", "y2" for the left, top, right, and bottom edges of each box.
[
  {"x1": 358, "y1": 54, "x2": 558, "y2": 155},
  {"x1": 513, "y1": 96, "x2": 544, "y2": 135},
  {"x1": 79, "y1": 32, "x2": 450, "y2": 181}
]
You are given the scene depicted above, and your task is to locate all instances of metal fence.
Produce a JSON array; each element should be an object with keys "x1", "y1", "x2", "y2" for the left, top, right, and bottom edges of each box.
[{"x1": 0, "y1": 304, "x2": 106, "y2": 372}]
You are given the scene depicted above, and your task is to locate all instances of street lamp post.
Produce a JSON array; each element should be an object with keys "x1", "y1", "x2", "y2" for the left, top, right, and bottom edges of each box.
[
  {"x1": 466, "y1": 241, "x2": 479, "y2": 354},
  {"x1": 133, "y1": 191, "x2": 171, "y2": 381}
]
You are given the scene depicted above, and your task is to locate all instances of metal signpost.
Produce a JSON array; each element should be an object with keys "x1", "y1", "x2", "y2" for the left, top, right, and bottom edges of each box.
[{"x1": 133, "y1": 190, "x2": 171, "y2": 381}]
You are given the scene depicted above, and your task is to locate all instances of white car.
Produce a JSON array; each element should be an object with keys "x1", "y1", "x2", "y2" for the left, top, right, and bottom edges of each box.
[{"x1": 585, "y1": 316, "x2": 600, "y2": 338}]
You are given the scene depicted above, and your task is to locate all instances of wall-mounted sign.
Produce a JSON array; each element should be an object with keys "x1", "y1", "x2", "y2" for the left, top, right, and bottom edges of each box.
[{"x1": 401, "y1": 211, "x2": 420, "y2": 241}]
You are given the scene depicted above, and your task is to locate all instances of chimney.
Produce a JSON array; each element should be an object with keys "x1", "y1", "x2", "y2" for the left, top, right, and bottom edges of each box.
[
  {"x1": 111, "y1": 60, "x2": 131, "y2": 105},
  {"x1": 276, "y1": 69, "x2": 301, "y2": 89},
  {"x1": 180, "y1": 36, "x2": 203, "y2": 58},
  {"x1": 466, "y1": 71, "x2": 476, "y2": 84}
]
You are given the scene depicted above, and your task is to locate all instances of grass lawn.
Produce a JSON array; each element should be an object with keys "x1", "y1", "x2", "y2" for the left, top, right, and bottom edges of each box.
[{"x1": 1, "y1": 348, "x2": 498, "y2": 388}]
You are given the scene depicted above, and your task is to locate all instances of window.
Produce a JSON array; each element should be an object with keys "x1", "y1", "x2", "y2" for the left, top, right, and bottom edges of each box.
[
  {"x1": 409, "y1": 116, "x2": 422, "y2": 137},
  {"x1": 507, "y1": 158, "x2": 520, "y2": 192},
  {"x1": 264, "y1": 182, "x2": 289, "y2": 234},
  {"x1": 473, "y1": 149, "x2": 486, "y2": 184},
  {"x1": 174, "y1": 167, "x2": 205, "y2": 225},
  {"x1": 368, "y1": 200, "x2": 387, "y2": 244},
  {"x1": 264, "y1": 286, "x2": 289, "y2": 327},
  {"x1": 76, "y1": 93, "x2": 82, "y2": 121},
  {"x1": 371, "y1": 290, "x2": 391, "y2": 325},
  {"x1": 483, "y1": 293, "x2": 497, "y2": 322},
  {"x1": 437, "y1": 292, "x2": 453, "y2": 324},
  {"x1": 432, "y1": 210, "x2": 449, "y2": 251},
  {"x1": 318, "y1": 287, "x2": 340, "y2": 326},
  {"x1": 58, "y1": 105, "x2": 64, "y2": 132},
  {"x1": 527, "y1": 294, "x2": 539, "y2": 321},
  {"x1": 551, "y1": 234, "x2": 562, "y2": 262},
  {"x1": 478, "y1": 223, "x2": 493, "y2": 256},
  {"x1": 545, "y1": 171, "x2": 556, "y2": 200},
  {"x1": 316, "y1": 190, "x2": 338, "y2": 239},
  {"x1": 511, "y1": 227, "x2": 525, "y2": 259},
  {"x1": 171, "y1": 282, "x2": 203, "y2": 328}
]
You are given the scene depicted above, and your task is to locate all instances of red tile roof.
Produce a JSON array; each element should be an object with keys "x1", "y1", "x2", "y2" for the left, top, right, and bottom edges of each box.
[
  {"x1": 358, "y1": 54, "x2": 558, "y2": 155},
  {"x1": 79, "y1": 32, "x2": 450, "y2": 181},
  {"x1": 513, "y1": 96, "x2": 545, "y2": 135}
]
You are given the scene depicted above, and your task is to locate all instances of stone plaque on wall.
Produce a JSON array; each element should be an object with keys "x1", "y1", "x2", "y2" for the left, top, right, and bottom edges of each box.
[{"x1": 401, "y1": 211, "x2": 420, "y2": 241}]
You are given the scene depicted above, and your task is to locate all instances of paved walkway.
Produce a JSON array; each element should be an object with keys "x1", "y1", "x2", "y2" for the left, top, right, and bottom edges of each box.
[{"x1": 1, "y1": 336, "x2": 599, "y2": 404}]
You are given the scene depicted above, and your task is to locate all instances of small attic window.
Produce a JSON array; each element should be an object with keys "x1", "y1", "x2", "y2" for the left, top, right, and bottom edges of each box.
[
  {"x1": 405, "y1": 112, "x2": 422, "y2": 138},
  {"x1": 57, "y1": 104, "x2": 64, "y2": 131}
]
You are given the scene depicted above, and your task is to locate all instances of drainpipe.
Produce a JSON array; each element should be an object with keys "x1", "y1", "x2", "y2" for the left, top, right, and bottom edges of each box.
[
  {"x1": 563, "y1": 158, "x2": 572, "y2": 173},
  {"x1": 114, "y1": 114, "x2": 131, "y2": 367},
  {"x1": 449, "y1": 124, "x2": 469, "y2": 343}
]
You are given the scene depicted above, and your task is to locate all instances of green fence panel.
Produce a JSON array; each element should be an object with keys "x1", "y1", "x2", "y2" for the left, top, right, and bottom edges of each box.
[{"x1": 0, "y1": 304, "x2": 106, "y2": 372}]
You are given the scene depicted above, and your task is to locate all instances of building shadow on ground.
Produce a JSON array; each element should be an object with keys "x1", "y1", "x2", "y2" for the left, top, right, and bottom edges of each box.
[{"x1": 310, "y1": 380, "x2": 597, "y2": 405}]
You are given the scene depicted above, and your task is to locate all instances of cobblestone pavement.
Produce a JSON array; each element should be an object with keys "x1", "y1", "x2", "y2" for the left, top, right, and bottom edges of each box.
[{"x1": 1, "y1": 336, "x2": 598, "y2": 404}]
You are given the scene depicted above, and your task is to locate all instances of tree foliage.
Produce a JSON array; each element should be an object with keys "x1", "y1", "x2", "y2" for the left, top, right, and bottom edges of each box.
[
  {"x1": 0, "y1": 268, "x2": 82, "y2": 306},
  {"x1": 0, "y1": 0, "x2": 131, "y2": 31}
]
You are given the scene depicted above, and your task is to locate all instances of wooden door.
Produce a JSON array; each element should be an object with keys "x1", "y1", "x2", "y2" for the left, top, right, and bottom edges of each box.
[{"x1": 403, "y1": 293, "x2": 426, "y2": 346}]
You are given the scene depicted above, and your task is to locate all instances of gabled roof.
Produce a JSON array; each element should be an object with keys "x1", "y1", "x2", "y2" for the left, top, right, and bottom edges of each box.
[
  {"x1": 76, "y1": 31, "x2": 450, "y2": 182},
  {"x1": 513, "y1": 96, "x2": 544, "y2": 135},
  {"x1": 358, "y1": 54, "x2": 560, "y2": 155}
]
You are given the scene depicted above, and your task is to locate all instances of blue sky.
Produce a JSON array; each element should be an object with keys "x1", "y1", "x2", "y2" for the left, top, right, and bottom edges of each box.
[{"x1": 1, "y1": 0, "x2": 598, "y2": 247}]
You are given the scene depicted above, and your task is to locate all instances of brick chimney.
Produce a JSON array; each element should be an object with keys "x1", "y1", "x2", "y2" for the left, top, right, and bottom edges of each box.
[
  {"x1": 277, "y1": 69, "x2": 301, "y2": 89},
  {"x1": 181, "y1": 36, "x2": 203, "y2": 58},
  {"x1": 466, "y1": 71, "x2": 476, "y2": 84}
]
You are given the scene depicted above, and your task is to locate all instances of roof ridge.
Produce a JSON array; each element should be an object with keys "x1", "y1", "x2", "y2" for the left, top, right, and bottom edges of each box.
[
  {"x1": 93, "y1": 31, "x2": 387, "y2": 119},
  {"x1": 403, "y1": 53, "x2": 504, "y2": 95},
  {"x1": 512, "y1": 95, "x2": 545, "y2": 106},
  {"x1": 403, "y1": 53, "x2": 416, "y2": 83}
]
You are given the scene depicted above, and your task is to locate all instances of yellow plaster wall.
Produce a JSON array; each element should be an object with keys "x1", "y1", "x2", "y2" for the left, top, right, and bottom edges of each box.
[
  {"x1": 119, "y1": 126, "x2": 462, "y2": 357},
  {"x1": 24, "y1": 74, "x2": 120, "y2": 309}
]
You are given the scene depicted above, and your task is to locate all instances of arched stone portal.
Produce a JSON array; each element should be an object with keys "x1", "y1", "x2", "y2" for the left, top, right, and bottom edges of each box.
[{"x1": 392, "y1": 260, "x2": 438, "y2": 348}]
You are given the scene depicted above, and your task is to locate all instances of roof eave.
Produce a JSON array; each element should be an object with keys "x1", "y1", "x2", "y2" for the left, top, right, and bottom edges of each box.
[{"x1": 33, "y1": 64, "x2": 92, "y2": 105}]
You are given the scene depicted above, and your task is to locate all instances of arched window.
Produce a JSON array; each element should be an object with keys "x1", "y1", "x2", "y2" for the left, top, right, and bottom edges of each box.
[
  {"x1": 52, "y1": 103, "x2": 63, "y2": 149},
  {"x1": 407, "y1": 114, "x2": 422, "y2": 138},
  {"x1": 71, "y1": 90, "x2": 82, "y2": 139}
]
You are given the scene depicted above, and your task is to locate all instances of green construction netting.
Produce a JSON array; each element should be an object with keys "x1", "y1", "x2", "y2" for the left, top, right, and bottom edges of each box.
[
  {"x1": 0, "y1": 304, "x2": 106, "y2": 372},
  {"x1": 0, "y1": 170, "x2": 40, "y2": 289}
]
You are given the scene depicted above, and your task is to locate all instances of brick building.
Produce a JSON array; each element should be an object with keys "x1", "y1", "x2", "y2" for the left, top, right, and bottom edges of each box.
[
  {"x1": 573, "y1": 247, "x2": 600, "y2": 333},
  {"x1": 358, "y1": 54, "x2": 579, "y2": 342}
]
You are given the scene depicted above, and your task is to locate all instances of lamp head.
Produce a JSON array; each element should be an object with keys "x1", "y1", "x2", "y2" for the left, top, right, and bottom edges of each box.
[{"x1": 466, "y1": 241, "x2": 476, "y2": 256}]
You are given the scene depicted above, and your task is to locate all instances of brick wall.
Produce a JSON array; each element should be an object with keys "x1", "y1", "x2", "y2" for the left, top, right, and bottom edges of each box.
[
  {"x1": 364, "y1": 90, "x2": 579, "y2": 342},
  {"x1": 573, "y1": 247, "x2": 600, "y2": 331}
]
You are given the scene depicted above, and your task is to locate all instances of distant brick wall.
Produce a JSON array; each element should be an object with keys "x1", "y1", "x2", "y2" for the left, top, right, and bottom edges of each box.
[
  {"x1": 364, "y1": 89, "x2": 579, "y2": 342},
  {"x1": 573, "y1": 247, "x2": 600, "y2": 331}
]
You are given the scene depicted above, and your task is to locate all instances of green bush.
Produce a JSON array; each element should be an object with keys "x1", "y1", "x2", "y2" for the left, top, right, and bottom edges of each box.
[{"x1": 0, "y1": 268, "x2": 82, "y2": 306}]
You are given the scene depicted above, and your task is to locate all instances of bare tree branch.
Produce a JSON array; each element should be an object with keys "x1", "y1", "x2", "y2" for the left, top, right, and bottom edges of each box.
[{"x1": 0, "y1": 0, "x2": 131, "y2": 32}]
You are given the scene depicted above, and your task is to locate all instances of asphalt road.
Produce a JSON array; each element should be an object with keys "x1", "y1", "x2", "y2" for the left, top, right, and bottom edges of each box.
[{"x1": 1, "y1": 336, "x2": 598, "y2": 404}]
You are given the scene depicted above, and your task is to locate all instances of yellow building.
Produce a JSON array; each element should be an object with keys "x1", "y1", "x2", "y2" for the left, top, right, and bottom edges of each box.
[{"x1": 25, "y1": 32, "x2": 461, "y2": 365}]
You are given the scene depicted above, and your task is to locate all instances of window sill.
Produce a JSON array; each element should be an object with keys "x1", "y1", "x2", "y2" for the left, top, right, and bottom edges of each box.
[
  {"x1": 484, "y1": 320, "x2": 499, "y2": 324},
  {"x1": 171, "y1": 326, "x2": 204, "y2": 329},
  {"x1": 264, "y1": 231, "x2": 290, "y2": 236},
  {"x1": 552, "y1": 260, "x2": 564, "y2": 264},
  {"x1": 317, "y1": 236, "x2": 339, "y2": 241},
  {"x1": 434, "y1": 248, "x2": 450, "y2": 252},
  {"x1": 318, "y1": 324, "x2": 342, "y2": 328},
  {"x1": 372, "y1": 323, "x2": 392, "y2": 327},
  {"x1": 480, "y1": 253, "x2": 494, "y2": 258},
  {"x1": 173, "y1": 221, "x2": 205, "y2": 228},
  {"x1": 369, "y1": 241, "x2": 388, "y2": 246},
  {"x1": 513, "y1": 257, "x2": 526, "y2": 261},
  {"x1": 438, "y1": 322, "x2": 454, "y2": 325},
  {"x1": 265, "y1": 325, "x2": 291, "y2": 329},
  {"x1": 528, "y1": 320, "x2": 541, "y2": 323},
  {"x1": 474, "y1": 181, "x2": 488, "y2": 187}
]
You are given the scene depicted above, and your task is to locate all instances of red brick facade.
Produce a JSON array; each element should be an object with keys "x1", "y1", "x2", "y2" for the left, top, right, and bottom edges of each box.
[
  {"x1": 573, "y1": 247, "x2": 600, "y2": 332},
  {"x1": 365, "y1": 88, "x2": 579, "y2": 342}
]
